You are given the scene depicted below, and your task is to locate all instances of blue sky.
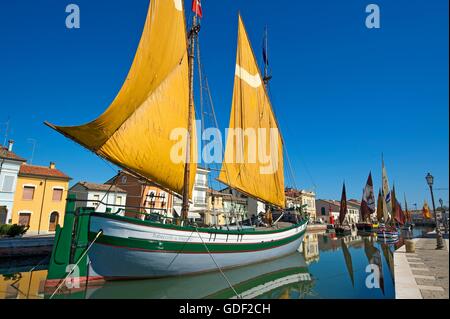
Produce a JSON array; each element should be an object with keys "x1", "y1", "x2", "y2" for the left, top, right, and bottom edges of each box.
[{"x1": 0, "y1": 0, "x2": 448, "y2": 206}]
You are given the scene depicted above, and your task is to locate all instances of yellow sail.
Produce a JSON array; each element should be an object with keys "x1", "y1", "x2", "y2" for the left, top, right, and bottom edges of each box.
[
  {"x1": 218, "y1": 15, "x2": 285, "y2": 208},
  {"x1": 46, "y1": 0, "x2": 197, "y2": 197}
]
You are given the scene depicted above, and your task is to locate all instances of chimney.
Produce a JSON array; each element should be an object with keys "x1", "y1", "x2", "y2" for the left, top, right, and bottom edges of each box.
[
  {"x1": 7, "y1": 140, "x2": 14, "y2": 152},
  {"x1": 49, "y1": 162, "x2": 56, "y2": 169}
]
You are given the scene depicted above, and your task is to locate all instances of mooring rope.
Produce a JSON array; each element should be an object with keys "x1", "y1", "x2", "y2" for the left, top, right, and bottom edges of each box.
[
  {"x1": 194, "y1": 226, "x2": 241, "y2": 299},
  {"x1": 49, "y1": 230, "x2": 103, "y2": 299}
]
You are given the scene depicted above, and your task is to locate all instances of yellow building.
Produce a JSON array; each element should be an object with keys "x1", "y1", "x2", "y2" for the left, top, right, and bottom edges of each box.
[
  {"x1": 11, "y1": 162, "x2": 71, "y2": 234},
  {"x1": 0, "y1": 270, "x2": 47, "y2": 299}
]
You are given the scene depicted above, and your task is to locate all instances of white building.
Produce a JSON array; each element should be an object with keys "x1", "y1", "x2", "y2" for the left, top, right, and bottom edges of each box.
[
  {"x1": 173, "y1": 167, "x2": 209, "y2": 221},
  {"x1": 0, "y1": 141, "x2": 26, "y2": 224},
  {"x1": 315, "y1": 199, "x2": 360, "y2": 224},
  {"x1": 285, "y1": 188, "x2": 316, "y2": 221},
  {"x1": 69, "y1": 182, "x2": 127, "y2": 215}
]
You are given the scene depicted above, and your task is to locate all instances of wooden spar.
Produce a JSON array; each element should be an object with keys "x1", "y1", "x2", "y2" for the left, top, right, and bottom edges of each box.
[{"x1": 181, "y1": 15, "x2": 199, "y2": 220}]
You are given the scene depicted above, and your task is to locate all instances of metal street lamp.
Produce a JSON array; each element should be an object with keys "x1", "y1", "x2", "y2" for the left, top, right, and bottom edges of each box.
[
  {"x1": 425, "y1": 173, "x2": 444, "y2": 249},
  {"x1": 439, "y1": 198, "x2": 448, "y2": 235}
]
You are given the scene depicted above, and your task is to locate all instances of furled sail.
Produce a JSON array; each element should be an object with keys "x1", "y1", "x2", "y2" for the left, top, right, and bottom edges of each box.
[
  {"x1": 381, "y1": 157, "x2": 392, "y2": 216},
  {"x1": 338, "y1": 183, "x2": 348, "y2": 225},
  {"x1": 218, "y1": 15, "x2": 285, "y2": 208},
  {"x1": 46, "y1": 0, "x2": 197, "y2": 197}
]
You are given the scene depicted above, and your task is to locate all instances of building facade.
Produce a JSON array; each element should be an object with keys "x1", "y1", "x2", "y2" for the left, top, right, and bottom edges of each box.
[
  {"x1": 106, "y1": 171, "x2": 173, "y2": 219},
  {"x1": 0, "y1": 141, "x2": 26, "y2": 224},
  {"x1": 69, "y1": 182, "x2": 127, "y2": 215},
  {"x1": 315, "y1": 199, "x2": 360, "y2": 224},
  {"x1": 285, "y1": 188, "x2": 316, "y2": 221},
  {"x1": 173, "y1": 167, "x2": 209, "y2": 221},
  {"x1": 11, "y1": 162, "x2": 71, "y2": 233}
]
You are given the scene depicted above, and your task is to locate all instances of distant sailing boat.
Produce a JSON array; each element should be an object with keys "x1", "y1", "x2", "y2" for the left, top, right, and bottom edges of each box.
[
  {"x1": 377, "y1": 155, "x2": 399, "y2": 241},
  {"x1": 356, "y1": 172, "x2": 376, "y2": 232},
  {"x1": 335, "y1": 183, "x2": 352, "y2": 235},
  {"x1": 44, "y1": 1, "x2": 307, "y2": 290}
]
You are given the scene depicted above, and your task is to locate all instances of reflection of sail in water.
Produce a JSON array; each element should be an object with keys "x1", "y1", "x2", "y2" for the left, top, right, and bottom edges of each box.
[
  {"x1": 340, "y1": 239, "x2": 355, "y2": 288},
  {"x1": 363, "y1": 237, "x2": 385, "y2": 295},
  {"x1": 52, "y1": 253, "x2": 311, "y2": 299},
  {"x1": 381, "y1": 244, "x2": 395, "y2": 285}
]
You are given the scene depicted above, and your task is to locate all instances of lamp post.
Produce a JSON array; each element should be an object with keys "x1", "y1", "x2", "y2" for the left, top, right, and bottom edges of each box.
[
  {"x1": 425, "y1": 173, "x2": 444, "y2": 249},
  {"x1": 439, "y1": 198, "x2": 448, "y2": 235}
]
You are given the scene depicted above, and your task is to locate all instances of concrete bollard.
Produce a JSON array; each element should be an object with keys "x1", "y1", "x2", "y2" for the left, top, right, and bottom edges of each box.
[{"x1": 405, "y1": 240, "x2": 416, "y2": 253}]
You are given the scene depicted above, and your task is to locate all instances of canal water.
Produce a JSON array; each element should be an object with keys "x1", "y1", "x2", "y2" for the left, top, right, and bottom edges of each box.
[{"x1": 0, "y1": 227, "x2": 432, "y2": 299}]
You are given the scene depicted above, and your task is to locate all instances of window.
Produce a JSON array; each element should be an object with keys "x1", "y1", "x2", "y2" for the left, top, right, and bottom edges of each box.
[
  {"x1": 115, "y1": 196, "x2": 122, "y2": 206},
  {"x1": 92, "y1": 194, "x2": 100, "y2": 208},
  {"x1": 22, "y1": 186, "x2": 35, "y2": 200},
  {"x1": 321, "y1": 207, "x2": 326, "y2": 216},
  {"x1": 52, "y1": 188, "x2": 63, "y2": 201},
  {"x1": 18, "y1": 212, "x2": 31, "y2": 226},
  {"x1": 2, "y1": 175, "x2": 15, "y2": 192}
]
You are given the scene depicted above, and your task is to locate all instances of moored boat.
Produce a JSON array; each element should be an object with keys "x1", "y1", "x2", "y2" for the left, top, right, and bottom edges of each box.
[
  {"x1": 335, "y1": 183, "x2": 352, "y2": 236},
  {"x1": 44, "y1": 0, "x2": 308, "y2": 291},
  {"x1": 356, "y1": 172, "x2": 376, "y2": 232}
]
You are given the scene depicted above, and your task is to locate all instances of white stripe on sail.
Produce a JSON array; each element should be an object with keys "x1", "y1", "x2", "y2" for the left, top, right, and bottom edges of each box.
[
  {"x1": 173, "y1": 0, "x2": 182, "y2": 11},
  {"x1": 235, "y1": 64, "x2": 262, "y2": 88}
]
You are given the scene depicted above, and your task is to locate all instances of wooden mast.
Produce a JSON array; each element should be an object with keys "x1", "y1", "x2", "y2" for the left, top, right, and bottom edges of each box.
[{"x1": 181, "y1": 15, "x2": 199, "y2": 220}]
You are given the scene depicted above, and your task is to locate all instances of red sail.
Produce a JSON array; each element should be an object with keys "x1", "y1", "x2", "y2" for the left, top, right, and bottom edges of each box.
[
  {"x1": 339, "y1": 183, "x2": 348, "y2": 225},
  {"x1": 360, "y1": 172, "x2": 375, "y2": 222},
  {"x1": 394, "y1": 200, "x2": 406, "y2": 225}
]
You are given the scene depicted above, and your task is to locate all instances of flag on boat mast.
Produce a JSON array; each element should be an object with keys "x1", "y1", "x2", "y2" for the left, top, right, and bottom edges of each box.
[{"x1": 192, "y1": 0, "x2": 203, "y2": 18}]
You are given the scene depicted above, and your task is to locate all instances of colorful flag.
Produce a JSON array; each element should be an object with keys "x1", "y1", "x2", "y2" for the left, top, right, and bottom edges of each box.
[
  {"x1": 422, "y1": 201, "x2": 432, "y2": 219},
  {"x1": 192, "y1": 0, "x2": 203, "y2": 18},
  {"x1": 361, "y1": 172, "x2": 375, "y2": 221}
]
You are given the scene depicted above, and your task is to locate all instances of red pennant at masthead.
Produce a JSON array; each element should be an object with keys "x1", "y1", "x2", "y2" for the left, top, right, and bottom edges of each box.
[{"x1": 192, "y1": 0, "x2": 203, "y2": 18}]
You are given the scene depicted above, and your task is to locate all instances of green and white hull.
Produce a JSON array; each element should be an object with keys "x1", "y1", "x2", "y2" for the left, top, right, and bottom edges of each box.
[
  {"x1": 87, "y1": 213, "x2": 307, "y2": 279},
  {"x1": 45, "y1": 196, "x2": 308, "y2": 289}
]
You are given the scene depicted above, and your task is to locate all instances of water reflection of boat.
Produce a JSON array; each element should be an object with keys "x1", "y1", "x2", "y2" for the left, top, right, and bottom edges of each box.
[
  {"x1": 363, "y1": 237, "x2": 385, "y2": 295},
  {"x1": 340, "y1": 238, "x2": 354, "y2": 287},
  {"x1": 381, "y1": 244, "x2": 395, "y2": 285},
  {"x1": 46, "y1": 252, "x2": 312, "y2": 299}
]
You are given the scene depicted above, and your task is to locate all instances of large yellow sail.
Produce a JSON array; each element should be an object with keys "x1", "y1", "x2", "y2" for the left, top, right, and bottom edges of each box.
[
  {"x1": 218, "y1": 15, "x2": 285, "y2": 208},
  {"x1": 46, "y1": 0, "x2": 197, "y2": 197}
]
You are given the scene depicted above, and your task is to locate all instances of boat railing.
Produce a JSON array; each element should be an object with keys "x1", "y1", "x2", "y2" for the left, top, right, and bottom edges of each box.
[{"x1": 66, "y1": 197, "x2": 187, "y2": 226}]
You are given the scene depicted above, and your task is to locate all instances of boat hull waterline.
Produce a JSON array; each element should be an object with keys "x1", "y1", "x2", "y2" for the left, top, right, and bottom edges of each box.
[{"x1": 46, "y1": 213, "x2": 308, "y2": 287}]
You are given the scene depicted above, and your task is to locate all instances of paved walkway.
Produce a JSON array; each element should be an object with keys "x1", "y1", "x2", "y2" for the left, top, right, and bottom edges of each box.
[{"x1": 395, "y1": 238, "x2": 449, "y2": 299}]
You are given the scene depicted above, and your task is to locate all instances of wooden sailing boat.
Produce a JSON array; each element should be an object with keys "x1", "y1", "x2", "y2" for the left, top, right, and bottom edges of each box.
[
  {"x1": 44, "y1": 1, "x2": 307, "y2": 289},
  {"x1": 377, "y1": 156, "x2": 399, "y2": 241},
  {"x1": 335, "y1": 183, "x2": 352, "y2": 235},
  {"x1": 356, "y1": 172, "x2": 376, "y2": 232}
]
